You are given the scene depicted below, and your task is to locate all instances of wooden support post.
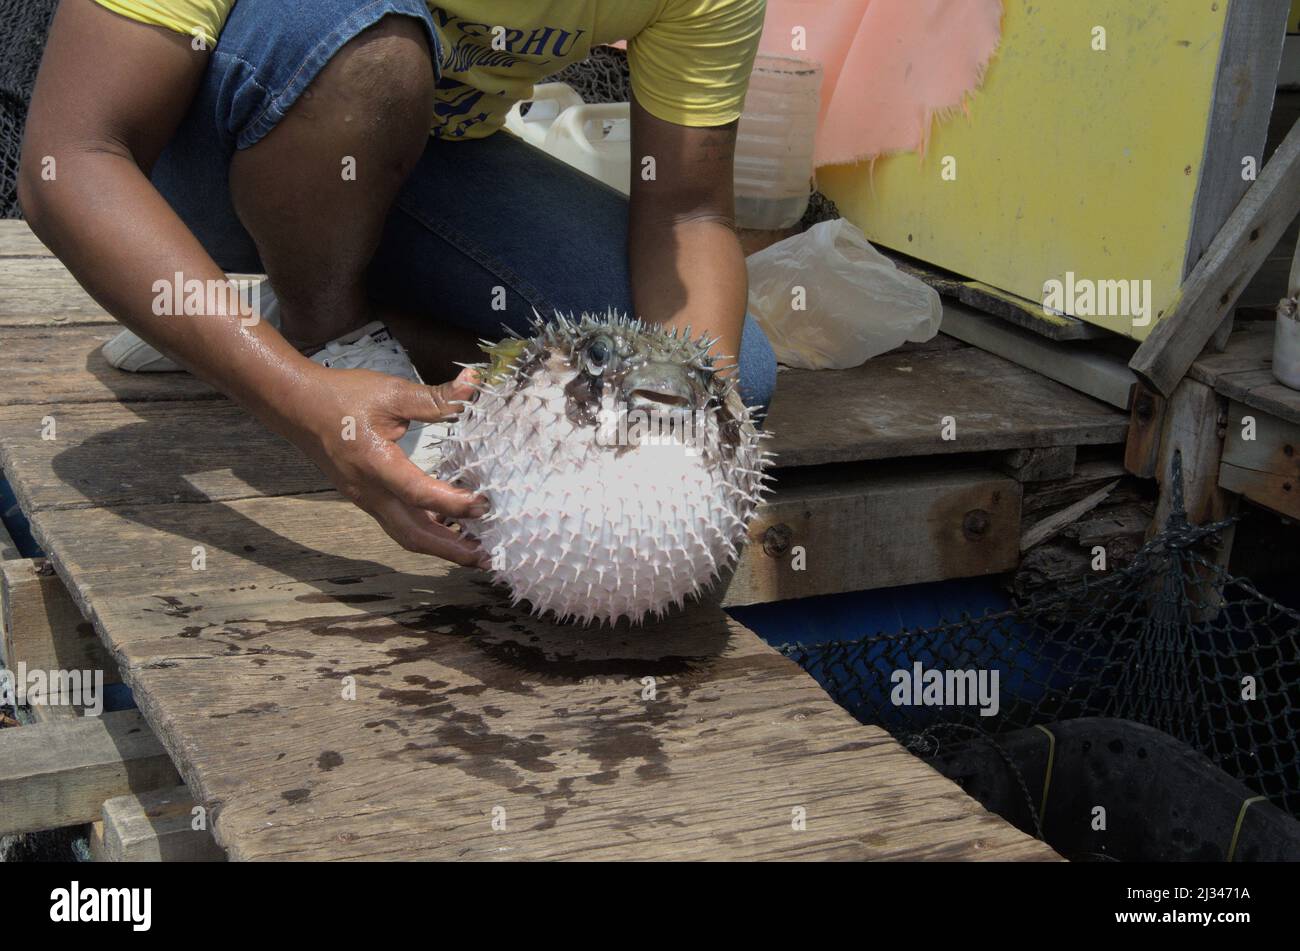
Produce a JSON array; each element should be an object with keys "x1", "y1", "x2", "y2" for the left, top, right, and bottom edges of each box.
[
  {"x1": 1130, "y1": 118, "x2": 1300, "y2": 397},
  {"x1": 0, "y1": 710, "x2": 181, "y2": 836},
  {"x1": 95, "y1": 787, "x2": 225, "y2": 862},
  {"x1": 1, "y1": 558, "x2": 120, "y2": 683},
  {"x1": 0, "y1": 515, "x2": 18, "y2": 562},
  {"x1": 1152, "y1": 379, "x2": 1236, "y2": 555}
]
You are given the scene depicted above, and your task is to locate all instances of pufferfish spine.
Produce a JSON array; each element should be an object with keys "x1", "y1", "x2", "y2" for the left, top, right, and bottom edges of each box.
[{"x1": 439, "y1": 310, "x2": 774, "y2": 626}]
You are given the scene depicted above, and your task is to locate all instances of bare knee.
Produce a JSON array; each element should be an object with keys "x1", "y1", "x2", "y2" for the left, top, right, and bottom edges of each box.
[{"x1": 285, "y1": 15, "x2": 435, "y2": 150}]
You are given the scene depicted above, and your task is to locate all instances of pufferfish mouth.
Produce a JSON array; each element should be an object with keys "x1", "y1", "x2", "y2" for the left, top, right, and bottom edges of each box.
[
  {"x1": 629, "y1": 388, "x2": 691, "y2": 409},
  {"x1": 621, "y1": 363, "x2": 700, "y2": 415}
]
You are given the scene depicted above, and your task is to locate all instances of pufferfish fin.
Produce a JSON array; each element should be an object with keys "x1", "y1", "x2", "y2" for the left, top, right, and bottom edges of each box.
[{"x1": 480, "y1": 336, "x2": 531, "y2": 386}]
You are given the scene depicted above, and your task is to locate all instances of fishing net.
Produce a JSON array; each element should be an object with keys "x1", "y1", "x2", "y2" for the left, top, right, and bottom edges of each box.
[
  {"x1": 547, "y1": 45, "x2": 633, "y2": 106},
  {"x1": 0, "y1": 0, "x2": 56, "y2": 218},
  {"x1": 777, "y1": 453, "x2": 1300, "y2": 818}
]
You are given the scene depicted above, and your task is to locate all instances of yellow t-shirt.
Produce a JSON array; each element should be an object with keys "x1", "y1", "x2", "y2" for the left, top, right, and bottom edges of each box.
[{"x1": 93, "y1": 1, "x2": 765, "y2": 139}]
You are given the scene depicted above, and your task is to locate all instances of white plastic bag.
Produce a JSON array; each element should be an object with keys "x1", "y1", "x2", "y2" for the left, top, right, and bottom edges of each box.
[{"x1": 746, "y1": 219, "x2": 942, "y2": 369}]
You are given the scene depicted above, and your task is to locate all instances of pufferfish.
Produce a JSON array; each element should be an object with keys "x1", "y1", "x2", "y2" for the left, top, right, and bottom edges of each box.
[{"x1": 439, "y1": 311, "x2": 774, "y2": 626}]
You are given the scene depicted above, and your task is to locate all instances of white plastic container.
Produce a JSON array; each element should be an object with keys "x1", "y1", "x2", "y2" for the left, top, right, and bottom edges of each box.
[
  {"x1": 543, "y1": 102, "x2": 632, "y2": 194},
  {"x1": 734, "y1": 54, "x2": 822, "y2": 230},
  {"x1": 504, "y1": 82, "x2": 585, "y2": 148},
  {"x1": 1274, "y1": 297, "x2": 1300, "y2": 391},
  {"x1": 504, "y1": 84, "x2": 632, "y2": 194}
]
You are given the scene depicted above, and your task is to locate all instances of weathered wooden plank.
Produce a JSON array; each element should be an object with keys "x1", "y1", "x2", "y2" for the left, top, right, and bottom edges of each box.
[
  {"x1": 81, "y1": 574, "x2": 1056, "y2": 861},
  {"x1": 0, "y1": 257, "x2": 116, "y2": 326},
  {"x1": 939, "y1": 303, "x2": 1136, "y2": 410},
  {"x1": 726, "y1": 465, "x2": 1021, "y2": 606},
  {"x1": 1130, "y1": 117, "x2": 1300, "y2": 397},
  {"x1": 1184, "y1": 0, "x2": 1290, "y2": 279},
  {"x1": 1000, "y1": 446, "x2": 1077, "y2": 483},
  {"x1": 1187, "y1": 323, "x2": 1274, "y2": 389},
  {"x1": 28, "y1": 493, "x2": 423, "y2": 619},
  {"x1": 1021, "y1": 480, "x2": 1118, "y2": 552},
  {"x1": 17, "y1": 488, "x2": 1056, "y2": 860},
  {"x1": 0, "y1": 710, "x2": 181, "y2": 836},
  {"x1": 768, "y1": 346, "x2": 1129, "y2": 468},
  {"x1": 0, "y1": 327, "x2": 220, "y2": 406},
  {"x1": 29, "y1": 701, "x2": 84, "y2": 724},
  {"x1": 891, "y1": 256, "x2": 1107, "y2": 341},
  {"x1": 1219, "y1": 399, "x2": 1300, "y2": 520},
  {"x1": 0, "y1": 220, "x2": 52, "y2": 257},
  {"x1": 1, "y1": 557, "x2": 119, "y2": 683},
  {"x1": 99, "y1": 787, "x2": 226, "y2": 862},
  {"x1": 0, "y1": 401, "x2": 323, "y2": 512}
]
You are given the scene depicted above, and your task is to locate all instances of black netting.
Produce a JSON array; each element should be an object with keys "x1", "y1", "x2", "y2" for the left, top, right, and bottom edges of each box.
[
  {"x1": 0, "y1": 0, "x2": 56, "y2": 218},
  {"x1": 546, "y1": 45, "x2": 632, "y2": 105},
  {"x1": 777, "y1": 453, "x2": 1300, "y2": 817}
]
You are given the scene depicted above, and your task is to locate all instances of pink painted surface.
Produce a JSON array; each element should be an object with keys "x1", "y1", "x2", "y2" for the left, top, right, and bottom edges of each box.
[{"x1": 758, "y1": 0, "x2": 1004, "y2": 166}]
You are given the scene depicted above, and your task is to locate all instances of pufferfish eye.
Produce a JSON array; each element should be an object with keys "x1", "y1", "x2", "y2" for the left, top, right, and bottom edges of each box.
[{"x1": 584, "y1": 336, "x2": 615, "y2": 375}]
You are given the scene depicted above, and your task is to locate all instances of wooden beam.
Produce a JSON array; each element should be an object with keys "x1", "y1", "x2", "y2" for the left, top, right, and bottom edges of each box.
[
  {"x1": 725, "y1": 464, "x2": 1021, "y2": 606},
  {"x1": 97, "y1": 787, "x2": 225, "y2": 862},
  {"x1": 1131, "y1": 117, "x2": 1300, "y2": 397},
  {"x1": 1, "y1": 557, "x2": 120, "y2": 684},
  {"x1": 1184, "y1": 0, "x2": 1291, "y2": 277},
  {"x1": 0, "y1": 710, "x2": 181, "y2": 836},
  {"x1": 1124, "y1": 382, "x2": 1167, "y2": 478}
]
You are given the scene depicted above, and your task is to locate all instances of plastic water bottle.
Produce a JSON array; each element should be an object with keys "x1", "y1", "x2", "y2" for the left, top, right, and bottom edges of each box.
[{"x1": 734, "y1": 54, "x2": 822, "y2": 230}]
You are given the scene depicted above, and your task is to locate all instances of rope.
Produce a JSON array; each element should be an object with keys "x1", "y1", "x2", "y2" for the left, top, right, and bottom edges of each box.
[
  {"x1": 1033, "y1": 724, "x2": 1056, "y2": 825},
  {"x1": 1227, "y1": 796, "x2": 1267, "y2": 862}
]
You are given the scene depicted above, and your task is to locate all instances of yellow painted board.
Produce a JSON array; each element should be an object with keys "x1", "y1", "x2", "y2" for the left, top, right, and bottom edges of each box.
[
  {"x1": 819, "y1": 1, "x2": 1230, "y2": 341},
  {"x1": 1290, "y1": 0, "x2": 1300, "y2": 33}
]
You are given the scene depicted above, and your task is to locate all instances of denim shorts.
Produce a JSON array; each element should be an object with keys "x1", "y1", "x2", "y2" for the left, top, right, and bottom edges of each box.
[{"x1": 148, "y1": 0, "x2": 778, "y2": 412}]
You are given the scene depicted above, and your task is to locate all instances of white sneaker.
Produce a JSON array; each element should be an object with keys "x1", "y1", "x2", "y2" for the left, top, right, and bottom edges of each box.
[
  {"x1": 103, "y1": 285, "x2": 446, "y2": 472},
  {"x1": 102, "y1": 282, "x2": 280, "y2": 372},
  {"x1": 309, "y1": 321, "x2": 449, "y2": 473}
]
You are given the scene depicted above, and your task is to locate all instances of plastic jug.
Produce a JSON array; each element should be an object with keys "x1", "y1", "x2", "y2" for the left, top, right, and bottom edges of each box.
[
  {"x1": 504, "y1": 82, "x2": 586, "y2": 148},
  {"x1": 542, "y1": 102, "x2": 632, "y2": 194},
  {"x1": 734, "y1": 54, "x2": 822, "y2": 229},
  {"x1": 504, "y1": 85, "x2": 632, "y2": 194}
]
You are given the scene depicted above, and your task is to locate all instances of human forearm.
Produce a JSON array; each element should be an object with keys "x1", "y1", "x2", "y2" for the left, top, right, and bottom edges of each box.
[
  {"x1": 628, "y1": 214, "x2": 746, "y2": 371},
  {"x1": 19, "y1": 149, "x2": 319, "y2": 433}
]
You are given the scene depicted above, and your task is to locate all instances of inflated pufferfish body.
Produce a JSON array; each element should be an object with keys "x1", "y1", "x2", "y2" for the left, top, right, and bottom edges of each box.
[{"x1": 440, "y1": 311, "x2": 773, "y2": 626}]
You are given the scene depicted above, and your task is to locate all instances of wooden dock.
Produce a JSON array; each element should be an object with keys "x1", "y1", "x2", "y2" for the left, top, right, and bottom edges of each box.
[{"x1": 0, "y1": 219, "x2": 1118, "y2": 860}]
